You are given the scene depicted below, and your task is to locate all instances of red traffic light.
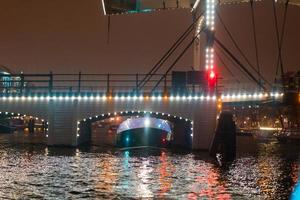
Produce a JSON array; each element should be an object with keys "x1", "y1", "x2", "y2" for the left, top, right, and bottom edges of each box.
[
  {"x1": 209, "y1": 71, "x2": 216, "y2": 79},
  {"x1": 207, "y1": 70, "x2": 217, "y2": 87}
]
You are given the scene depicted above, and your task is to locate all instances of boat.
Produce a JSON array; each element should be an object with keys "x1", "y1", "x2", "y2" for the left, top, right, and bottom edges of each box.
[{"x1": 116, "y1": 117, "x2": 172, "y2": 149}]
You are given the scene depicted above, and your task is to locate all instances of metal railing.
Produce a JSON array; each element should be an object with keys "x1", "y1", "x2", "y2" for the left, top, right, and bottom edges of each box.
[
  {"x1": 1, "y1": 72, "x2": 290, "y2": 96},
  {"x1": 0, "y1": 72, "x2": 207, "y2": 95}
]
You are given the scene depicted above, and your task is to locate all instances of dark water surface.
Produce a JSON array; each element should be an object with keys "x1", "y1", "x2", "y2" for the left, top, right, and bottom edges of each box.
[{"x1": 0, "y1": 136, "x2": 300, "y2": 199}]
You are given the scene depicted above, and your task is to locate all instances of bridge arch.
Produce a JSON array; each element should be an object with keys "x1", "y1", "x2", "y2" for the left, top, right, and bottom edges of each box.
[
  {"x1": 0, "y1": 109, "x2": 48, "y2": 144},
  {"x1": 77, "y1": 110, "x2": 194, "y2": 148},
  {"x1": 0, "y1": 99, "x2": 49, "y2": 121},
  {"x1": 0, "y1": 110, "x2": 47, "y2": 122},
  {"x1": 0, "y1": 96, "x2": 217, "y2": 149}
]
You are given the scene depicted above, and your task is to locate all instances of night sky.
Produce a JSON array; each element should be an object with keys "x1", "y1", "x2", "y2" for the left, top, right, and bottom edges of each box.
[{"x1": 0, "y1": 0, "x2": 299, "y2": 84}]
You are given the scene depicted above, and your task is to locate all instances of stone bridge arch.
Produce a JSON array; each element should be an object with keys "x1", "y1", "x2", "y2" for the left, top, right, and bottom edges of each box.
[
  {"x1": 0, "y1": 98, "x2": 49, "y2": 120},
  {"x1": 0, "y1": 95, "x2": 217, "y2": 149},
  {"x1": 77, "y1": 110, "x2": 194, "y2": 148}
]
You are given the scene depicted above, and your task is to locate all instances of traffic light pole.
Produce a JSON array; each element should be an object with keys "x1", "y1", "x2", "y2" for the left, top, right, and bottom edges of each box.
[
  {"x1": 205, "y1": 0, "x2": 216, "y2": 93},
  {"x1": 192, "y1": 0, "x2": 216, "y2": 93}
]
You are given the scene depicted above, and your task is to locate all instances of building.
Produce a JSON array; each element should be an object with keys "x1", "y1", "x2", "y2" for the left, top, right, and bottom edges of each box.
[{"x1": 0, "y1": 65, "x2": 22, "y2": 93}]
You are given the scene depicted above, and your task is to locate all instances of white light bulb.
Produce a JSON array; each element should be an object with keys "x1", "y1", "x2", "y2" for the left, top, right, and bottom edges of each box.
[{"x1": 144, "y1": 118, "x2": 151, "y2": 127}]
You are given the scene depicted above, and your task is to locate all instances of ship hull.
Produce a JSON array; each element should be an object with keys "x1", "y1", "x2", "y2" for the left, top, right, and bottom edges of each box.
[{"x1": 116, "y1": 128, "x2": 170, "y2": 149}]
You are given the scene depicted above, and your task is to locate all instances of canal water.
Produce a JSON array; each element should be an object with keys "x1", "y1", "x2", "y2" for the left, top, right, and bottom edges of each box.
[{"x1": 0, "y1": 136, "x2": 299, "y2": 199}]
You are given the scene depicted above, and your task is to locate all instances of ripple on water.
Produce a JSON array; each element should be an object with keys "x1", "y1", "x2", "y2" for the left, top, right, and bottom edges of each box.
[{"x1": 0, "y1": 141, "x2": 299, "y2": 199}]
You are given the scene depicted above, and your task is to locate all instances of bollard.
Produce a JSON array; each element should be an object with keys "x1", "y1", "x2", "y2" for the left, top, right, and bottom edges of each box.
[{"x1": 209, "y1": 111, "x2": 236, "y2": 162}]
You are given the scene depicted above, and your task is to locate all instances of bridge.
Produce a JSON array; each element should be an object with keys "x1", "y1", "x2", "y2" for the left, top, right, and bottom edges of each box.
[
  {"x1": 0, "y1": 0, "x2": 298, "y2": 150},
  {"x1": 0, "y1": 72, "x2": 284, "y2": 150}
]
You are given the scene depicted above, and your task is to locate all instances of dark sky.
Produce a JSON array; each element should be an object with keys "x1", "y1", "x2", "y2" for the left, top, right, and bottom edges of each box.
[{"x1": 0, "y1": 0, "x2": 299, "y2": 84}]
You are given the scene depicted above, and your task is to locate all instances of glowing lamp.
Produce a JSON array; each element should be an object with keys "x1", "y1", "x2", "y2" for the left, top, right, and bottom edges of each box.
[
  {"x1": 209, "y1": 71, "x2": 215, "y2": 79},
  {"x1": 207, "y1": 70, "x2": 217, "y2": 87},
  {"x1": 144, "y1": 118, "x2": 151, "y2": 127}
]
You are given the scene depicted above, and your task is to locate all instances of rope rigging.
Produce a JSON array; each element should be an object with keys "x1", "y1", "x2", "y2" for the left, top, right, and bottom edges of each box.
[
  {"x1": 215, "y1": 41, "x2": 258, "y2": 84},
  {"x1": 274, "y1": 0, "x2": 289, "y2": 84},
  {"x1": 249, "y1": 0, "x2": 262, "y2": 90},
  {"x1": 141, "y1": 0, "x2": 291, "y2": 93},
  {"x1": 150, "y1": 27, "x2": 205, "y2": 93},
  {"x1": 214, "y1": 36, "x2": 267, "y2": 91},
  {"x1": 215, "y1": 50, "x2": 241, "y2": 83},
  {"x1": 272, "y1": 0, "x2": 284, "y2": 81},
  {"x1": 216, "y1": 11, "x2": 272, "y2": 87},
  {"x1": 137, "y1": 12, "x2": 204, "y2": 91},
  {"x1": 107, "y1": 15, "x2": 111, "y2": 44}
]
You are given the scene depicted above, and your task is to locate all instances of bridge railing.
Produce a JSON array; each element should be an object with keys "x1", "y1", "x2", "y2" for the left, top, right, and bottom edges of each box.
[
  {"x1": 217, "y1": 77, "x2": 290, "y2": 94},
  {"x1": 0, "y1": 73, "x2": 207, "y2": 95},
  {"x1": 218, "y1": 78, "x2": 266, "y2": 94}
]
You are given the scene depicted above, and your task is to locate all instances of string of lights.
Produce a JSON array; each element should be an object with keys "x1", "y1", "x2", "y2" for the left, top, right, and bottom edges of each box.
[
  {"x1": 0, "y1": 111, "x2": 49, "y2": 136},
  {"x1": 76, "y1": 110, "x2": 194, "y2": 139},
  {"x1": 0, "y1": 92, "x2": 283, "y2": 101}
]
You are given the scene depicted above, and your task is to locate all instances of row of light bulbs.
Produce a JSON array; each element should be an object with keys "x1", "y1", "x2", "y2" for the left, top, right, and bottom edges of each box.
[
  {"x1": 77, "y1": 110, "x2": 194, "y2": 138},
  {"x1": 205, "y1": 48, "x2": 215, "y2": 70},
  {"x1": 206, "y1": 0, "x2": 216, "y2": 30},
  {"x1": 0, "y1": 110, "x2": 50, "y2": 137},
  {"x1": 221, "y1": 92, "x2": 283, "y2": 99},
  {"x1": 0, "y1": 111, "x2": 46, "y2": 122},
  {"x1": 0, "y1": 92, "x2": 283, "y2": 101},
  {"x1": 0, "y1": 95, "x2": 216, "y2": 101}
]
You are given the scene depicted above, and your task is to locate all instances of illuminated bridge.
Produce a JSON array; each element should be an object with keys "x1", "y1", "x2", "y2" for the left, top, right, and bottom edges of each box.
[
  {"x1": 0, "y1": 73, "x2": 284, "y2": 150},
  {"x1": 0, "y1": 0, "x2": 298, "y2": 149}
]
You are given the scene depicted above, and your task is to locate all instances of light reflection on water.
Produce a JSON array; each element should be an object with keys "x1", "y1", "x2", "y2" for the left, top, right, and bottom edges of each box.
[{"x1": 0, "y1": 137, "x2": 299, "y2": 199}]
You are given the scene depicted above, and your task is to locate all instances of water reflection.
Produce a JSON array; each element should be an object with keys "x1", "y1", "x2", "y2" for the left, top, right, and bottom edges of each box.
[
  {"x1": 95, "y1": 154, "x2": 118, "y2": 194},
  {"x1": 137, "y1": 160, "x2": 153, "y2": 197},
  {"x1": 119, "y1": 150, "x2": 131, "y2": 195},
  {"x1": 0, "y1": 138, "x2": 299, "y2": 199},
  {"x1": 226, "y1": 140, "x2": 300, "y2": 199},
  {"x1": 158, "y1": 151, "x2": 173, "y2": 198},
  {"x1": 291, "y1": 162, "x2": 299, "y2": 185},
  {"x1": 188, "y1": 163, "x2": 231, "y2": 199}
]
